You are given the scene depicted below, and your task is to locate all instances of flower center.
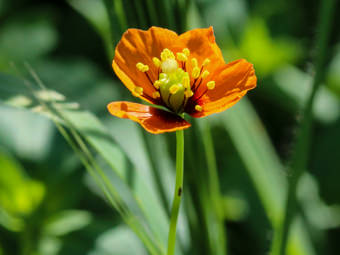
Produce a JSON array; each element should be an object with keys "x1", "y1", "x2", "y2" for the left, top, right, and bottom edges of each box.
[{"x1": 135, "y1": 48, "x2": 216, "y2": 113}]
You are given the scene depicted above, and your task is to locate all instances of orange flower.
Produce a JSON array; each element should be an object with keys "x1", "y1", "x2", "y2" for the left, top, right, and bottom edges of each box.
[{"x1": 107, "y1": 27, "x2": 257, "y2": 134}]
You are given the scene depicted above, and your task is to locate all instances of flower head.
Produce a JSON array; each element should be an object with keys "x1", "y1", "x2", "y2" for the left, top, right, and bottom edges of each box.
[{"x1": 107, "y1": 27, "x2": 257, "y2": 134}]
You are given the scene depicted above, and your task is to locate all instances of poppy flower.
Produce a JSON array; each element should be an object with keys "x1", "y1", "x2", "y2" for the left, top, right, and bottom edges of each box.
[{"x1": 107, "y1": 26, "x2": 257, "y2": 134}]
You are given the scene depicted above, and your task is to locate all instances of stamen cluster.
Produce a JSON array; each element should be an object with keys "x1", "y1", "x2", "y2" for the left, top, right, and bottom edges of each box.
[{"x1": 135, "y1": 48, "x2": 215, "y2": 114}]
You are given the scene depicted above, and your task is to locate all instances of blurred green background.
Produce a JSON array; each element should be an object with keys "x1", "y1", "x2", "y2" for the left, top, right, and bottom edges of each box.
[{"x1": 0, "y1": 0, "x2": 339, "y2": 255}]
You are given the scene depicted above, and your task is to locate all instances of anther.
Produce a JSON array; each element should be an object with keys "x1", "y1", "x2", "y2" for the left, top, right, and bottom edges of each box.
[
  {"x1": 136, "y1": 62, "x2": 149, "y2": 72},
  {"x1": 191, "y1": 58, "x2": 198, "y2": 67},
  {"x1": 192, "y1": 67, "x2": 200, "y2": 79},
  {"x1": 185, "y1": 90, "x2": 193, "y2": 98},
  {"x1": 152, "y1": 57, "x2": 161, "y2": 67},
  {"x1": 169, "y1": 84, "x2": 180, "y2": 94},
  {"x1": 183, "y1": 76, "x2": 190, "y2": 89},
  {"x1": 152, "y1": 91, "x2": 160, "y2": 99},
  {"x1": 203, "y1": 58, "x2": 210, "y2": 67},
  {"x1": 202, "y1": 70, "x2": 210, "y2": 79},
  {"x1": 183, "y1": 48, "x2": 190, "y2": 57},
  {"x1": 195, "y1": 105, "x2": 203, "y2": 112},
  {"x1": 134, "y1": 86, "x2": 143, "y2": 96},
  {"x1": 161, "y1": 48, "x2": 175, "y2": 61},
  {"x1": 207, "y1": 81, "x2": 215, "y2": 90},
  {"x1": 154, "y1": 80, "x2": 161, "y2": 89},
  {"x1": 177, "y1": 52, "x2": 187, "y2": 62}
]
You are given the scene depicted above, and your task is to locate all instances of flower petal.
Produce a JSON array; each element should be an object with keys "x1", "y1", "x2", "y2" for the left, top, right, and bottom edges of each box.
[
  {"x1": 107, "y1": 101, "x2": 191, "y2": 134},
  {"x1": 188, "y1": 59, "x2": 257, "y2": 118},
  {"x1": 113, "y1": 27, "x2": 178, "y2": 104},
  {"x1": 178, "y1": 27, "x2": 225, "y2": 74}
]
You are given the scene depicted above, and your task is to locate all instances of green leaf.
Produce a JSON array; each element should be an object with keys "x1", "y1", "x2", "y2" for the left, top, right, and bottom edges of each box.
[
  {"x1": 0, "y1": 15, "x2": 57, "y2": 71},
  {"x1": 66, "y1": 0, "x2": 113, "y2": 58},
  {"x1": 273, "y1": 65, "x2": 340, "y2": 123},
  {"x1": 0, "y1": 149, "x2": 45, "y2": 220},
  {"x1": 89, "y1": 225, "x2": 148, "y2": 255},
  {"x1": 43, "y1": 210, "x2": 92, "y2": 236},
  {"x1": 213, "y1": 98, "x2": 316, "y2": 255}
]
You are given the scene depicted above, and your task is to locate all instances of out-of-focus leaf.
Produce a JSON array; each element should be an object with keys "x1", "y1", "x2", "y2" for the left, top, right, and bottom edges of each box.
[
  {"x1": 222, "y1": 194, "x2": 249, "y2": 221},
  {"x1": 44, "y1": 210, "x2": 92, "y2": 236},
  {"x1": 0, "y1": 16, "x2": 57, "y2": 71},
  {"x1": 230, "y1": 18, "x2": 301, "y2": 75},
  {"x1": 0, "y1": 207, "x2": 24, "y2": 232},
  {"x1": 211, "y1": 98, "x2": 316, "y2": 255},
  {"x1": 298, "y1": 174, "x2": 340, "y2": 229},
  {"x1": 32, "y1": 59, "x2": 122, "y2": 113},
  {"x1": 37, "y1": 236, "x2": 62, "y2": 255},
  {"x1": 89, "y1": 225, "x2": 148, "y2": 255},
  {"x1": 0, "y1": 149, "x2": 45, "y2": 218},
  {"x1": 0, "y1": 105, "x2": 54, "y2": 161},
  {"x1": 66, "y1": 0, "x2": 112, "y2": 58},
  {"x1": 273, "y1": 65, "x2": 340, "y2": 123},
  {"x1": 205, "y1": 0, "x2": 247, "y2": 39},
  {"x1": 327, "y1": 44, "x2": 340, "y2": 97}
]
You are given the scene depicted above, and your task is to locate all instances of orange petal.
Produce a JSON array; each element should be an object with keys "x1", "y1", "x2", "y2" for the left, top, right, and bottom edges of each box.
[
  {"x1": 113, "y1": 27, "x2": 178, "y2": 104},
  {"x1": 107, "y1": 101, "x2": 191, "y2": 134},
  {"x1": 178, "y1": 27, "x2": 225, "y2": 74},
  {"x1": 189, "y1": 59, "x2": 257, "y2": 118}
]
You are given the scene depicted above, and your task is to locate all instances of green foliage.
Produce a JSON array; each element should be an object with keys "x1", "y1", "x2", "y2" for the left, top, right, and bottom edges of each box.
[
  {"x1": 0, "y1": 0, "x2": 339, "y2": 254},
  {"x1": 0, "y1": 150, "x2": 45, "y2": 221},
  {"x1": 235, "y1": 18, "x2": 302, "y2": 76}
]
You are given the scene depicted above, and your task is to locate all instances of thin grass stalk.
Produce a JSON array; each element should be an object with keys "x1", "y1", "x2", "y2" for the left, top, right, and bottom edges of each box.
[
  {"x1": 23, "y1": 66, "x2": 164, "y2": 255},
  {"x1": 184, "y1": 122, "x2": 214, "y2": 254},
  {"x1": 201, "y1": 120, "x2": 227, "y2": 255},
  {"x1": 141, "y1": 132, "x2": 171, "y2": 215},
  {"x1": 270, "y1": 0, "x2": 336, "y2": 254},
  {"x1": 167, "y1": 130, "x2": 185, "y2": 255}
]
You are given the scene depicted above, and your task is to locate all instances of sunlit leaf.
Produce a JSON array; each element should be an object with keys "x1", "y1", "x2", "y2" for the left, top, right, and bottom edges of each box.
[
  {"x1": 0, "y1": 149, "x2": 45, "y2": 218},
  {"x1": 44, "y1": 210, "x2": 92, "y2": 236}
]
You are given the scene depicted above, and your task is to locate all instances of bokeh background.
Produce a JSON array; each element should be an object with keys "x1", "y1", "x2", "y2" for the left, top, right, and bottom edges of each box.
[{"x1": 0, "y1": 0, "x2": 339, "y2": 255}]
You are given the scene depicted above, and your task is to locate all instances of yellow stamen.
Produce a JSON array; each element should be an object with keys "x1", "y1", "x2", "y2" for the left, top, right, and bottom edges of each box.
[
  {"x1": 207, "y1": 81, "x2": 215, "y2": 90},
  {"x1": 191, "y1": 58, "x2": 198, "y2": 67},
  {"x1": 192, "y1": 67, "x2": 200, "y2": 79},
  {"x1": 185, "y1": 90, "x2": 193, "y2": 98},
  {"x1": 183, "y1": 76, "x2": 190, "y2": 89},
  {"x1": 202, "y1": 70, "x2": 210, "y2": 79},
  {"x1": 134, "y1": 86, "x2": 143, "y2": 96},
  {"x1": 203, "y1": 58, "x2": 210, "y2": 67},
  {"x1": 169, "y1": 84, "x2": 180, "y2": 94},
  {"x1": 160, "y1": 48, "x2": 175, "y2": 61},
  {"x1": 183, "y1": 48, "x2": 190, "y2": 57},
  {"x1": 152, "y1": 57, "x2": 161, "y2": 67},
  {"x1": 176, "y1": 52, "x2": 187, "y2": 62},
  {"x1": 152, "y1": 91, "x2": 160, "y2": 99},
  {"x1": 154, "y1": 80, "x2": 161, "y2": 89},
  {"x1": 136, "y1": 62, "x2": 149, "y2": 72},
  {"x1": 195, "y1": 105, "x2": 202, "y2": 112}
]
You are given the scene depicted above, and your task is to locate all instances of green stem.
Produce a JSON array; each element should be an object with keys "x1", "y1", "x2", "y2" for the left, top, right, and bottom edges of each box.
[
  {"x1": 271, "y1": 0, "x2": 336, "y2": 254},
  {"x1": 167, "y1": 129, "x2": 185, "y2": 255}
]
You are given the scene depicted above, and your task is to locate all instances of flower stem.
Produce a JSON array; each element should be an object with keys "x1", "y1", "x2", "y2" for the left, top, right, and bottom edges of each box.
[
  {"x1": 167, "y1": 129, "x2": 185, "y2": 255},
  {"x1": 270, "y1": 0, "x2": 336, "y2": 254}
]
